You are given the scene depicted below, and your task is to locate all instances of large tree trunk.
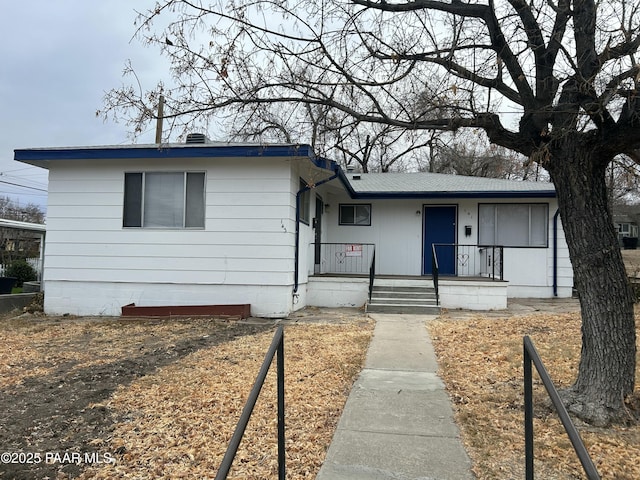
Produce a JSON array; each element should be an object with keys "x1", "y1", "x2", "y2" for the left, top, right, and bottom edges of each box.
[{"x1": 547, "y1": 138, "x2": 637, "y2": 426}]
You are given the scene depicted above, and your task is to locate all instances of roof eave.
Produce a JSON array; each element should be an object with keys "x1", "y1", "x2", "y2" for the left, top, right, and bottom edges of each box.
[
  {"x1": 14, "y1": 143, "x2": 333, "y2": 170},
  {"x1": 344, "y1": 190, "x2": 557, "y2": 199}
]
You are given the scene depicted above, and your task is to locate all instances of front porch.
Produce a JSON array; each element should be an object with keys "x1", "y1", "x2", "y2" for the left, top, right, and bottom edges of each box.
[
  {"x1": 306, "y1": 274, "x2": 508, "y2": 312},
  {"x1": 307, "y1": 242, "x2": 509, "y2": 312}
]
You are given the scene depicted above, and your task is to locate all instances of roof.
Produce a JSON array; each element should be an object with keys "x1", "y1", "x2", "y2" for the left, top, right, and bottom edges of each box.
[
  {"x1": 0, "y1": 218, "x2": 46, "y2": 233},
  {"x1": 14, "y1": 141, "x2": 555, "y2": 199},
  {"x1": 340, "y1": 172, "x2": 556, "y2": 199},
  {"x1": 14, "y1": 142, "x2": 337, "y2": 172}
]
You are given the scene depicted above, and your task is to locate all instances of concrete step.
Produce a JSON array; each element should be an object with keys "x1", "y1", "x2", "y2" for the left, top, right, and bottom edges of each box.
[
  {"x1": 372, "y1": 284, "x2": 436, "y2": 291},
  {"x1": 369, "y1": 297, "x2": 437, "y2": 305},
  {"x1": 366, "y1": 278, "x2": 440, "y2": 314},
  {"x1": 371, "y1": 289, "x2": 437, "y2": 298},
  {"x1": 374, "y1": 278, "x2": 433, "y2": 288},
  {"x1": 366, "y1": 303, "x2": 441, "y2": 315}
]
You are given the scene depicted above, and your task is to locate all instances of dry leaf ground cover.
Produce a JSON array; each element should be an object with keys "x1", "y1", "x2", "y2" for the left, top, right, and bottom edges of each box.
[
  {"x1": 428, "y1": 310, "x2": 640, "y2": 479},
  {"x1": 0, "y1": 312, "x2": 372, "y2": 479}
]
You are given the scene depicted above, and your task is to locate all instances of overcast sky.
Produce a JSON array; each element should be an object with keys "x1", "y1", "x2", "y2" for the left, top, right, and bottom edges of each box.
[{"x1": 1, "y1": 1, "x2": 164, "y2": 214}]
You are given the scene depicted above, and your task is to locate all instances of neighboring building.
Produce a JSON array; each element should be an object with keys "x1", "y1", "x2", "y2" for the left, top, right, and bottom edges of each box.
[
  {"x1": 14, "y1": 141, "x2": 573, "y2": 317},
  {"x1": 613, "y1": 214, "x2": 639, "y2": 247}
]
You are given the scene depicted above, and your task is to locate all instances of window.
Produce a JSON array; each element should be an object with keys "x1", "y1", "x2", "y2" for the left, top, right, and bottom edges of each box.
[
  {"x1": 299, "y1": 179, "x2": 311, "y2": 224},
  {"x1": 339, "y1": 204, "x2": 372, "y2": 226},
  {"x1": 123, "y1": 172, "x2": 205, "y2": 228},
  {"x1": 479, "y1": 203, "x2": 548, "y2": 247}
]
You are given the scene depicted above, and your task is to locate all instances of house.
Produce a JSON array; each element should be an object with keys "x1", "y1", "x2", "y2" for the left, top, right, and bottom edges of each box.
[
  {"x1": 14, "y1": 140, "x2": 573, "y2": 317},
  {"x1": 613, "y1": 213, "x2": 639, "y2": 249}
]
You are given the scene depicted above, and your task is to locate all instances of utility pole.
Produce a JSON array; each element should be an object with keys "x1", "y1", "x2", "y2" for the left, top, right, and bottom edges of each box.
[{"x1": 155, "y1": 95, "x2": 165, "y2": 144}]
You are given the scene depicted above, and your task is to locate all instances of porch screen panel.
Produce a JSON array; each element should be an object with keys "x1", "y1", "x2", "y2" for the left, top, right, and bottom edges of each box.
[{"x1": 143, "y1": 172, "x2": 184, "y2": 228}]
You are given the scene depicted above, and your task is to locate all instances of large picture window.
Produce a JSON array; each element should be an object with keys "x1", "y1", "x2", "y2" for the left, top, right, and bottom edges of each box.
[
  {"x1": 479, "y1": 203, "x2": 548, "y2": 247},
  {"x1": 339, "y1": 204, "x2": 372, "y2": 226},
  {"x1": 123, "y1": 172, "x2": 205, "y2": 228}
]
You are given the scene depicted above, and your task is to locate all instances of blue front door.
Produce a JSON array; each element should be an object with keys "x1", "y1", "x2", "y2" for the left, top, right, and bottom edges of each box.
[{"x1": 423, "y1": 205, "x2": 457, "y2": 275}]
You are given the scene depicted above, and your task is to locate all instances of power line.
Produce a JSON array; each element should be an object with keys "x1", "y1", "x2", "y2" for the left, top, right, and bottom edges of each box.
[{"x1": 0, "y1": 179, "x2": 48, "y2": 192}]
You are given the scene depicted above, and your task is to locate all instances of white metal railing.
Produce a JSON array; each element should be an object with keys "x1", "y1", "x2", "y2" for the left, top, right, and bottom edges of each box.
[
  {"x1": 314, "y1": 243, "x2": 376, "y2": 275},
  {"x1": 432, "y1": 244, "x2": 504, "y2": 279}
]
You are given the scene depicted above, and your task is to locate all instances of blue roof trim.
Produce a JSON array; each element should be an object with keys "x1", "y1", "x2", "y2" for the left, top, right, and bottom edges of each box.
[
  {"x1": 310, "y1": 155, "x2": 339, "y2": 172},
  {"x1": 14, "y1": 144, "x2": 318, "y2": 162},
  {"x1": 334, "y1": 167, "x2": 555, "y2": 198},
  {"x1": 344, "y1": 190, "x2": 556, "y2": 199}
]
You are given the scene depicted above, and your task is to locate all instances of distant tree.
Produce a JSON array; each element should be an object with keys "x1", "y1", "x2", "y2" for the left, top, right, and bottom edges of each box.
[
  {"x1": 427, "y1": 131, "x2": 548, "y2": 181},
  {"x1": 0, "y1": 196, "x2": 44, "y2": 224},
  {"x1": 607, "y1": 155, "x2": 640, "y2": 207}
]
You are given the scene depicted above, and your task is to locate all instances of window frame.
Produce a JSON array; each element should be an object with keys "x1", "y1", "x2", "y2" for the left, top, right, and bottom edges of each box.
[
  {"x1": 339, "y1": 203, "x2": 372, "y2": 226},
  {"x1": 478, "y1": 203, "x2": 549, "y2": 248},
  {"x1": 299, "y1": 179, "x2": 311, "y2": 225},
  {"x1": 123, "y1": 171, "x2": 206, "y2": 229}
]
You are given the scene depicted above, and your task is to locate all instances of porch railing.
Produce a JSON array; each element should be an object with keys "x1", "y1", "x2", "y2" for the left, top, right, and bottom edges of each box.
[
  {"x1": 431, "y1": 244, "x2": 439, "y2": 305},
  {"x1": 368, "y1": 248, "x2": 376, "y2": 301},
  {"x1": 523, "y1": 336, "x2": 600, "y2": 480},
  {"x1": 215, "y1": 326, "x2": 285, "y2": 480},
  {"x1": 432, "y1": 244, "x2": 504, "y2": 280},
  {"x1": 314, "y1": 243, "x2": 376, "y2": 275}
]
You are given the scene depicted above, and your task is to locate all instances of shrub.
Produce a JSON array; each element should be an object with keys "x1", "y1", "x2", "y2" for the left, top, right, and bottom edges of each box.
[{"x1": 5, "y1": 260, "x2": 37, "y2": 287}]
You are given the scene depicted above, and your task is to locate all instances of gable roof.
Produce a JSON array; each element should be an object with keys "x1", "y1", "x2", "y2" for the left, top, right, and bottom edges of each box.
[{"x1": 339, "y1": 172, "x2": 556, "y2": 199}]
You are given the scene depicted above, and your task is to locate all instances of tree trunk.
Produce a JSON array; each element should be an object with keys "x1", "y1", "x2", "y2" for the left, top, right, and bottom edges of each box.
[{"x1": 547, "y1": 139, "x2": 637, "y2": 426}]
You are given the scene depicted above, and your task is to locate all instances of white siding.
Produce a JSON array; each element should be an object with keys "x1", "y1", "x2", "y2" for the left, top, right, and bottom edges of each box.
[
  {"x1": 43, "y1": 157, "x2": 298, "y2": 316},
  {"x1": 45, "y1": 281, "x2": 293, "y2": 318},
  {"x1": 323, "y1": 192, "x2": 573, "y2": 298},
  {"x1": 324, "y1": 194, "x2": 424, "y2": 275}
]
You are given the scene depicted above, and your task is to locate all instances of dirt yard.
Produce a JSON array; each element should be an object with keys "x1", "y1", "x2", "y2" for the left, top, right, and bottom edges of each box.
[
  {"x1": 0, "y1": 310, "x2": 373, "y2": 479},
  {"x1": 429, "y1": 309, "x2": 640, "y2": 479}
]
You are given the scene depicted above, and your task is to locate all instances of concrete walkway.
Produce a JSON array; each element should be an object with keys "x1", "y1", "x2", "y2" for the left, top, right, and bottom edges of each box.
[{"x1": 316, "y1": 313, "x2": 474, "y2": 480}]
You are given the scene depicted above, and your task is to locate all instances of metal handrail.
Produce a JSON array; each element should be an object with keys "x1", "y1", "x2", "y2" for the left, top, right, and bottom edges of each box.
[
  {"x1": 487, "y1": 245, "x2": 504, "y2": 281},
  {"x1": 523, "y1": 336, "x2": 600, "y2": 480},
  {"x1": 215, "y1": 326, "x2": 285, "y2": 480},
  {"x1": 368, "y1": 248, "x2": 376, "y2": 301},
  {"x1": 431, "y1": 243, "x2": 504, "y2": 280},
  {"x1": 431, "y1": 244, "x2": 439, "y2": 305}
]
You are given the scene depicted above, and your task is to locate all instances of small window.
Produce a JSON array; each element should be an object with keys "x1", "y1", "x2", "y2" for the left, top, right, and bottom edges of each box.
[
  {"x1": 339, "y1": 204, "x2": 372, "y2": 226},
  {"x1": 299, "y1": 179, "x2": 311, "y2": 224},
  {"x1": 479, "y1": 203, "x2": 548, "y2": 247},
  {"x1": 123, "y1": 172, "x2": 205, "y2": 228}
]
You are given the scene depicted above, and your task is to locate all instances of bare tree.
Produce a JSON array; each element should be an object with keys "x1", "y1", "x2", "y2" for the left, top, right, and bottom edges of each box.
[
  {"x1": 103, "y1": 0, "x2": 640, "y2": 425},
  {"x1": 224, "y1": 101, "x2": 436, "y2": 171},
  {"x1": 428, "y1": 132, "x2": 548, "y2": 180},
  {"x1": 607, "y1": 155, "x2": 640, "y2": 207}
]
